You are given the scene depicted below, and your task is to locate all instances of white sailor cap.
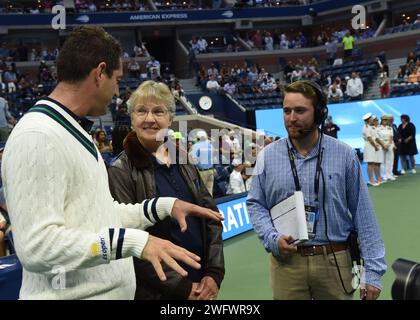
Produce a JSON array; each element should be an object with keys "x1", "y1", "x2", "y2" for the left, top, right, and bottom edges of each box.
[
  {"x1": 232, "y1": 158, "x2": 242, "y2": 167},
  {"x1": 362, "y1": 113, "x2": 372, "y2": 121}
]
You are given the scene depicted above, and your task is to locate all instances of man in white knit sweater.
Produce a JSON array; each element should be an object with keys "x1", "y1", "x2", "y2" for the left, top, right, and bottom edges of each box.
[{"x1": 1, "y1": 26, "x2": 223, "y2": 299}]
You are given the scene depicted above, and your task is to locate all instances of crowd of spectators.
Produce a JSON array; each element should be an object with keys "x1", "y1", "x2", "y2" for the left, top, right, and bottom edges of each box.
[
  {"x1": 326, "y1": 71, "x2": 364, "y2": 102},
  {"x1": 196, "y1": 61, "x2": 281, "y2": 96},
  {"x1": 162, "y1": 128, "x2": 273, "y2": 197},
  {"x1": 0, "y1": 40, "x2": 148, "y2": 64},
  {"x1": 394, "y1": 51, "x2": 420, "y2": 84},
  {"x1": 283, "y1": 57, "x2": 321, "y2": 83},
  {"x1": 228, "y1": 0, "x2": 327, "y2": 8},
  {"x1": 194, "y1": 53, "x2": 375, "y2": 105},
  {"x1": 281, "y1": 56, "x2": 365, "y2": 103},
  {"x1": 0, "y1": 0, "x2": 330, "y2": 13},
  {"x1": 0, "y1": 42, "x2": 59, "y2": 63},
  {"x1": 0, "y1": 50, "x2": 187, "y2": 138},
  {"x1": 390, "y1": 48, "x2": 420, "y2": 97},
  {"x1": 242, "y1": 26, "x2": 374, "y2": 52},
  {"x1": 384, "y1": 14, "x2": 420, "y2": 35},
  {"x1": 0, "y1": 59, "x2": 56, "y2": 119},
  {"x1": 154, "y1": 0, "x2": 215, "y2": 10},
  {"x1": 0, "y1": 0, "x2": 150, "y2": 13},
  {"x1": 195, "y1": 39, "x2": 417, "y2": 104},
  {"x1": 188, "y1": 34, "x2": 241, "y2": 55},
  {"x1": 244, "y1": 30, "x2": 308, "y2": 50}
]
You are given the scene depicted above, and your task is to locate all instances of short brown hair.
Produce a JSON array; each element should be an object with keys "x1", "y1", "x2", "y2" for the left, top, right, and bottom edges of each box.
[
  {"x1": 57, "y1": 26, "x2": 122, "y2": 83},
  {"x1": 401, "y1": 114, "x2": 410, "y2": 122},
  {"x1": 284, "y1": 81, "x2": 320, "y2": 110}
]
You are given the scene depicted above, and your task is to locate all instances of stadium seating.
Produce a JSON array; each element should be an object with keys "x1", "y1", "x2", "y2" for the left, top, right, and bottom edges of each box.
[
  {"x1": 390, "y1": 81, "x2": 420, "y2": 97},
  {"x1": 321, "y1": 58, "x2": 379, "y2": 96},
  {"x1": 390, "y1": 41, "x2": 420, "y2": 98},
  {"x1": 383, "y1": 23, "x2": 420, "y2": 36},
  {"x1": 234, "y1": 91, "x2": 283, "y2": 111}
]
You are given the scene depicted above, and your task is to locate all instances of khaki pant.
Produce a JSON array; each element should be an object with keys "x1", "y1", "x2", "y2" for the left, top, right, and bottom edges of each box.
[
  {"x1": 198, "y1": 168, "x2": 214, "y2": 196},
  {"x1": 270, "y1": 250, "x2": 354, "y2": 300},
  {"x1": 0, "y1": 127, "x2": 9, "y2": 142}
]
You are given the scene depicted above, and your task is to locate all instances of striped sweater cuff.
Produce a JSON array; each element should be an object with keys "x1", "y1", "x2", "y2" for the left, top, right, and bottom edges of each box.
[
  {"x1": 120, "y1": 228, "x2": 150, "y2": 259},
  {"x1": 142, "y1": 197, "x2": 177, "y2": 224}
]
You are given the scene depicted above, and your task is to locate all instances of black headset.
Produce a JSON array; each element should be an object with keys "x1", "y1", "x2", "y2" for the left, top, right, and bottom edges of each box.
[{"x1": 297, "y1": 80, "x2": 328, "y2": 126}]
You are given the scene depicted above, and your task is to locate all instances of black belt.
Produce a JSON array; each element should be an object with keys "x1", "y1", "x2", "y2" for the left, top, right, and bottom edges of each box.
[
  {"x1": 199, "y1": 168, "x2": 213, "y2": 171},
  {"x1": 296, "y1": 242, "x2": 348, "y2": 256}
]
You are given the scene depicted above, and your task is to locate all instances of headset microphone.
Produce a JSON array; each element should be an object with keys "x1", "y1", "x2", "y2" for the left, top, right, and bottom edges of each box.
[
  {"x1": 297, "y1": 124, "x2": 319, "y2": 135},
  {"x1": 297, "y1": 128, "x2": 315, "y2": 134}
]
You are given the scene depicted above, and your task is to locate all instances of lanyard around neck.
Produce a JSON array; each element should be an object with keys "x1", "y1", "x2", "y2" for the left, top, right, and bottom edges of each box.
[{"x1": 286, "y1": 136, "x2": 324, "y2": 199}]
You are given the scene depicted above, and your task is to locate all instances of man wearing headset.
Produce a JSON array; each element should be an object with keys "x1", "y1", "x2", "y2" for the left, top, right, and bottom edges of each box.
[{"x1": 247, "y1": 80, "x2": 386, "y2": 300}]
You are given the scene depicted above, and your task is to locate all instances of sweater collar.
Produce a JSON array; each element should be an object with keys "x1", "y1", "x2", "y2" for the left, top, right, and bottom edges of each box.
[{"x1": 42, "y1": 97, "x2": 94, "y2": 133}]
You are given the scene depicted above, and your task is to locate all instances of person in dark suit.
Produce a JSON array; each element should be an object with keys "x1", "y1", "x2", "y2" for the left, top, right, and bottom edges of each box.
[
  {"x1": 390, "y1": 115, "x2": 401, "y2": 175},
  {"x1": 323, "y1": 116, "x2": 340, "y2": 139},
  {"x1": 398, "y1": 114, "x2": 418, "y2": 174}
]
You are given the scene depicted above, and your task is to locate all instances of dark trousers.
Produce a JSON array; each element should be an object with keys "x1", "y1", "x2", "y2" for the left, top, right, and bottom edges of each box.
[
  {"x1": 349, "y1": 95, "x2": 362, "y2": 101},
  {"x1": 393, "y1": 145, "x2": 400, "y2": 174}
]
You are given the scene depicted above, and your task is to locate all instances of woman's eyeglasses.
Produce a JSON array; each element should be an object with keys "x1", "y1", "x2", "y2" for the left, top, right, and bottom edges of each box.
[{"x1": 134, "y1": 108, "x2": 168, "y2": 119}]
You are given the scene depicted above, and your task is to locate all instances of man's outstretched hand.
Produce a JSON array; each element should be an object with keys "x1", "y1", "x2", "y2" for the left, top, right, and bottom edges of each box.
[
  {"x1": 141, "y1": 200, "x2": 223, "y2": 281},
  {"x1": 171, "y1": 199, "x2": 224, "y2": 232},
  {"x1": 141, "y1": 234, "x2": 202, "y2": 281}
]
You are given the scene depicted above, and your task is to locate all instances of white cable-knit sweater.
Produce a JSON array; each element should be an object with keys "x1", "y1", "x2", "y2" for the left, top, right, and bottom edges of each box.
[{"x1": 1, "y1": 99, "x2": 176, "y2": 299}]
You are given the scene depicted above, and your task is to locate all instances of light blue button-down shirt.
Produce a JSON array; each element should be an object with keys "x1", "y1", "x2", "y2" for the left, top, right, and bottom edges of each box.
[
  {"x1": 247, "y1": 134, "x2": 386, "y2": 289},
  {"x1": 0, "y1": 97, "x2": 11, "y2": 128},
  {"x1": 189, "y1": 140, "x2": 214, "y2": 170}
]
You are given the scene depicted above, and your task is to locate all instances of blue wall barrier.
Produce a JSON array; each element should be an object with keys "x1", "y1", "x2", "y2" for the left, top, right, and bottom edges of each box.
[
  {"x1": 0, "y1": 0, "x2": 370, "y2": 27},
  {"x1": 216, "y1": 192, "x2": 253, "y2": 240}
]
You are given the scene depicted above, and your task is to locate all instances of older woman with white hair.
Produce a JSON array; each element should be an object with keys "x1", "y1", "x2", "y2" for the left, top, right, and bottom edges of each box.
[{"x1": 108, "y1": 80, "x2": 224, "y2": 300}]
